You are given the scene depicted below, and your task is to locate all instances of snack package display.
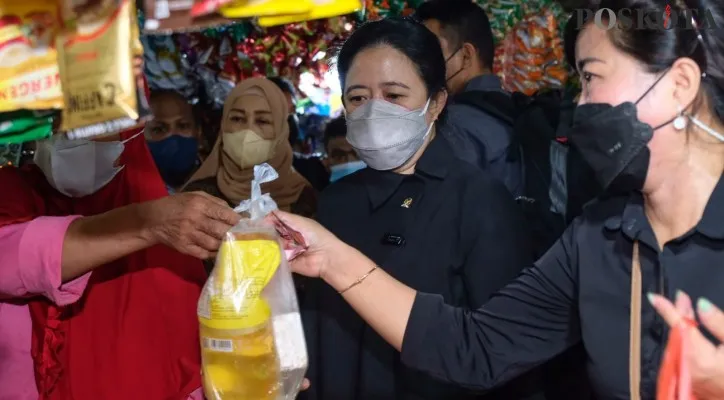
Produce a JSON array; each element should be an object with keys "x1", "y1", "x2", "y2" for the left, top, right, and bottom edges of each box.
[
  {"x1": 57, "y1": 0, "x2": 142, "y2": 139},
  {"x1": 0, "y1": 109, "x2": 53, "y2": 144},
  {"x1": 0, "y1": 143, "x2": 23, "y2": 167},
  {"x1": 142, "y1": 0, "x2": 231, "y2": 33},
  {"x1": 198, "y1": 163, "x2": 308, "y2": 400},
  {"x1": 493, "y1": 9, "x2": 568, "y2": 95},
  {"x1": 219, "y1": 0, "x2": 312, "y2": 19},
  {"x1": 656, "y1": 319, "x2": 697, "y2": 400},
  {"x1": 0, "y1": 0, "x2": 63, "y2": 112},
  {"x1": 257, "y1": 0, "x2": 362, "y2": 27}
]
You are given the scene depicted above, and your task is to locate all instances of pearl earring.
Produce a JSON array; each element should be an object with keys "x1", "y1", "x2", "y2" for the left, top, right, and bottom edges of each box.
[{"x1": 673, "y1": 105, "x2": 688, "y2": 130}]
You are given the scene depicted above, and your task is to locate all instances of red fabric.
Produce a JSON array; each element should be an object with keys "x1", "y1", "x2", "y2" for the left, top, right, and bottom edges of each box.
[
  {"x1": 657, "y1": 319, "x2": 697, "y2": 400},
  {"x1": 0, "y1": 128, "x2": 206, "y2": 400}
]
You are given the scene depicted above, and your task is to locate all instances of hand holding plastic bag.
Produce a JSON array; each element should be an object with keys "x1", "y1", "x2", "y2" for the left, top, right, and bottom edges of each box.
[
  {"x1": 198, "y1": 163, "x2": 307, "y2": 400},
  {"x1": 650, "y1": 292, "x2": 724, "y2": 400}
]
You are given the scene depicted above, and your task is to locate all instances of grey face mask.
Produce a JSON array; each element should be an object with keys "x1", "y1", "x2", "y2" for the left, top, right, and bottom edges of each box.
[{"x1": 346, "y1": 98, "x2": 433, "y2": 170}]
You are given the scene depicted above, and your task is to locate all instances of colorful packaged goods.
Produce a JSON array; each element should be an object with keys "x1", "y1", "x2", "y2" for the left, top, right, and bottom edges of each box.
[
  {"x1": 56, "y1": 0, "x2": 148, "y2": 139},
  {"x1": 257, "y1": 0, "x2": 362, "y2": 27},
  {"x1": 0, "y1": 109, "x2": 53, "y2": 144},
  {"x1": 198, "y1": 163, "x2": 308, "y2": 400},
  {"x1": 0, "y1": 0, "x2": 63, "y2": 112},
  {"x1": 143, "y1": 0, "x2": 231, "y2": 33},
  {"x1": 493, "y1": 10, "x2": 568, "y2": 95}
]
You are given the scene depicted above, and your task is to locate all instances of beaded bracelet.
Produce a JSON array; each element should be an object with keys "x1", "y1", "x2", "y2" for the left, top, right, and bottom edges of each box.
[{"x1": 338, "y1": 265, "x2": 378, "y2": 294}]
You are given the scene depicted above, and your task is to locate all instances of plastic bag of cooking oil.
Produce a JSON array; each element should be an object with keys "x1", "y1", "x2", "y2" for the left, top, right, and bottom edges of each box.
[{"x1": 198, "y1": 163, "x2": 307, "y2": 400}]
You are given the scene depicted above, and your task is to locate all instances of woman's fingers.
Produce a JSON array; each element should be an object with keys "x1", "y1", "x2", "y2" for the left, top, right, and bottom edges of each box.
[
  {"x1": 650, "y1": 293, "x2": 682, "y2": 328},
  {"x1": 301, "y1": 378, "x2": 310, "y2": 390},
  {"x1": 675, "y1": 291, "x2": 695, "y2": 320},
  {"x1": 697, "y1": 298, "x2": 724, "y2": 342}
]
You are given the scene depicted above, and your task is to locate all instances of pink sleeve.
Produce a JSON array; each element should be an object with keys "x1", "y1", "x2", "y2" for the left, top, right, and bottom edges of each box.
[
  {"x1": 0, "y1": 215, "x2": 90, "y2": 306},
  {"x1": 187, "y1": 387, "x2": 204, "y2": 399}
]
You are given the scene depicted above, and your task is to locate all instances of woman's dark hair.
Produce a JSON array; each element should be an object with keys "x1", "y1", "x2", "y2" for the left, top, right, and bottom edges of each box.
[
  {"x1": 335, "y1": 17, "x2": 447, "y2": 112},
  {"x1": 567, "y1": 0, "x2": 724, "y2": 122}
]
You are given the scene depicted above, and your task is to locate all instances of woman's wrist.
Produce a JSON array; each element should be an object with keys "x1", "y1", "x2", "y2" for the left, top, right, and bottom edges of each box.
[{"x1": 321, "y1": 241, "x2": 377, "y2": 292}]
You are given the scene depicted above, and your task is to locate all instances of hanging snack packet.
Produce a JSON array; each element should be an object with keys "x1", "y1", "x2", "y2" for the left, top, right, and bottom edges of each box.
[
  {"x1": 142, "y1": 0, "x2": 231, "y2": 33},
  {"x1": 0, "y1": 109, "x2": 53, "y2": 144},
  {"x1": 0, "y1": 0, "x2": 63, "y2": 112},
  {"x1": 198, "y1": 163, "x2": 308, "y2": 400},
  {"x1": 257, "y1": 0, "x2": 362, "y2": 27},
  {"x1": 56, "y1": 0, "x2": 140, "y2": 139},
  {"x1": 219, "y1": 0, "x2": 312, "y2": 19}
]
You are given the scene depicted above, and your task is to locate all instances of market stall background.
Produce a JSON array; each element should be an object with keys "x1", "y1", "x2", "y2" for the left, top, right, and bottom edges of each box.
[{"x1": 0, "y1": 0, "x2": 581, "y2": 167}]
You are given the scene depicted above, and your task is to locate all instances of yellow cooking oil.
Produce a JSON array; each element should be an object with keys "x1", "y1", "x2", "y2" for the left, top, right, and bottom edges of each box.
[{"x1": 199, "y1": 237, "x2": 283, "y2": 400}]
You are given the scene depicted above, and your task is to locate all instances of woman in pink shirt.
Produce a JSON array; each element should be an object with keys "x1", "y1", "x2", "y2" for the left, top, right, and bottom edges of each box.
[{"x1": 0, "y1": 128, "x2": 240, "y2": 400}]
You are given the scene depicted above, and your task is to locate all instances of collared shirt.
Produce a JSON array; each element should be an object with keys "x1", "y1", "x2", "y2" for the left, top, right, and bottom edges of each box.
[
  {"x1": 440, "y1": 74, "x2": 523, "y2": 197},
  {"x1": 401, "y1": 174, "x2": 724, "y2": 400},
  {"x1": 302, "y1": 137, "x2": 541, "y2": 400}
]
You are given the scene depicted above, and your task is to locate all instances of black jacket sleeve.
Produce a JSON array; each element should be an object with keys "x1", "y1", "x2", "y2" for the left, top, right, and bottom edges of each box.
[
  {"x1": 400, "y1": 217, "x2": 582, "y2": 391},
  {"x1": 461, "y1": 180, "x2": 532, "y2": 308}
]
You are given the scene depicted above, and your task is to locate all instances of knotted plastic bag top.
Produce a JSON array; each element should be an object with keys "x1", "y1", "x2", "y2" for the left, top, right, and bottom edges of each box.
[{"x1": 233, "y1": 163, "x2": 279, "y2": 220}]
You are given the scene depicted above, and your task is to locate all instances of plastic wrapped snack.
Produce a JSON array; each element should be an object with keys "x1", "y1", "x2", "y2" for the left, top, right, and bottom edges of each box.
[
  {"x1": 494, "y1": 9, "x2": 568, "y2": 95},
  {"x1": 0, "y1": 0, "x2": 63, "y2": 112},
  {"x1": 56, "y1": 0, "x2": 144, "y2": 139},
  {"x1": 198, "y1": 163, "x2": 308, "y2": 400}
]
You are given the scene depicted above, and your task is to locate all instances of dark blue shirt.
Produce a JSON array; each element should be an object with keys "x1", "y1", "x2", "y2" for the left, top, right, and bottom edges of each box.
[
  {"x1": 401, "y1": 174, "x2": 724, "y2": 400},
  {"x1": 440, "y1": 74, "x2": 524, "y2": 197}
]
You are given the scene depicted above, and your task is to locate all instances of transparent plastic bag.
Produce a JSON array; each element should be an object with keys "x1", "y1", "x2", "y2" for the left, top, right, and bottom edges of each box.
[{"x1": 198, "y1": 163, "x2": 308, "y2": 400}]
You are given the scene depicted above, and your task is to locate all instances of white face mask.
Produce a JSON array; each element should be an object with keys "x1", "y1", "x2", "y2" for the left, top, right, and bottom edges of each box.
[
  {"x1": 222, "y1": 129, "x2": 276, "y2": 169},
  {"x1": 34, "y1": 133, "x2": 137, "y2": 197},
  {"x1": 345, "y1": 99, "x2": 433, "y2": 170}
]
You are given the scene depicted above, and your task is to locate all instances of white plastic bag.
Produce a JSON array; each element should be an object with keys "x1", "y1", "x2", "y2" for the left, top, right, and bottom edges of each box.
[{"x1": 198, "y1": 163, "x2": 308, "y2": 400}]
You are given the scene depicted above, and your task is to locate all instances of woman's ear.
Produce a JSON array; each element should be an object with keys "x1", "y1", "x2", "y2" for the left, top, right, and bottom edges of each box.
[
  {"x1": 430, "y1": 90, "x2": 448, "y2": 121},
  {"x1": 671, "y1": 57, "x2": 703, "y2": 109}
]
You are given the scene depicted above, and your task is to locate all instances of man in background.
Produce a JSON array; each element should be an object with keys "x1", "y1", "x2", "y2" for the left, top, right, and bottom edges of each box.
[
  {"x1": 323, "y1": 116, "x2": 365, "y2": 182},
  {"x1": 269, "y1": 76, "x2": 330, "y2": 191},
  {"x1": 268, "y1": 76, "x2": 302, "y2": 150},
  {"x1": 146, "y1": 90, "x2": 202, "y2": 192},
  {"x1": 416, "y1": 0, "x2": 523, "y2": 197}
]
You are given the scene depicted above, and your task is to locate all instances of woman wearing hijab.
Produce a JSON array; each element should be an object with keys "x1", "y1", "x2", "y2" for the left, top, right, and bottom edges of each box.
[{"x1": 184, "y1": 78, "x2": 317, "y2": 217}]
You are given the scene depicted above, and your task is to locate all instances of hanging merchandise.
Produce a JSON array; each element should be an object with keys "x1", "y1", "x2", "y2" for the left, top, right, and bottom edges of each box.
[
  {"x1": 363, "y1": 0, "x2": 423, "y2": 20},
  {"x1": 142, "y1": 17, "x2": 352, "y2": 109},
  {"x1": 143, "y1": 0, "x2": 232, "y2": 33},
  {"x1": 0, "y1": 143, "x2": 22, "y2": 168},
  {"x1": 362, "y1": 0, "x2": 572, "y2": 94},
  {"x1": 257, "y1": 0, "x2": 362, "y2": 27},
  {"x1": 493, "y1": 9, "x2": 568, "y2": 95},
  {"x1": 57, "y1": 0, "x2": 149, "y2": 139},
  {"x1": 198, "y1": 163, "x2": 307, "y2": 400},
  {"x1": 0, "y1": 109, "x2": 53, "y2": 144},
  {"x1": 0, "y1": 0, "x2": 63, "y2": 112},
  {"x1": 219, "y1": 0, "x2": 312, "y2": 19}
]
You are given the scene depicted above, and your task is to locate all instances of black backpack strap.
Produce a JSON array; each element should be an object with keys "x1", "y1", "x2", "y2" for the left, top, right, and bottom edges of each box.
[{"x1": 453, "y1": 90, "x2": 518, "y2": 126}]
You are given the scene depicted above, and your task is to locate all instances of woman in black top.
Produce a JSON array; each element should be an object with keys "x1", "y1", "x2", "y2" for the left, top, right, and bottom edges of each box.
[
  {"x1": 302, "y1": 18, "x2": 539, "y2": 400},
  {"x1": 274, "y1": 0, "x2": 724, "y2": 398}
]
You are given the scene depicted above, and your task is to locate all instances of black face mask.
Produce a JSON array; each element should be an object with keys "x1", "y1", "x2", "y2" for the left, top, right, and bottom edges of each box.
[
  {"x1": 445, "y1": 47, "x2": 464, "y2": 83},
  {"x1": 570, "y1": 71, "x2": 674, "y2": 194}
]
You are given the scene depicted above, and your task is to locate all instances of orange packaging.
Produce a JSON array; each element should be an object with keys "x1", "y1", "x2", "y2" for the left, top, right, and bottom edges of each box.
[
  {"x1": 657, "y1": 319, "x2": 697, "y2": 400},
  {"x1": 0, "y1": 0, "x2": 62, "y2": 112}
]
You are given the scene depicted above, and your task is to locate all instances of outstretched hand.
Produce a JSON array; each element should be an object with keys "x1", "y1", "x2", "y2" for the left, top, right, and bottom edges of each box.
[
  {"x1": 267, "y1": 211, "x2": 344, "y2": 280},
  {"x1": 650, "y1": 292, "x2": 724, "y2": 399}
]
